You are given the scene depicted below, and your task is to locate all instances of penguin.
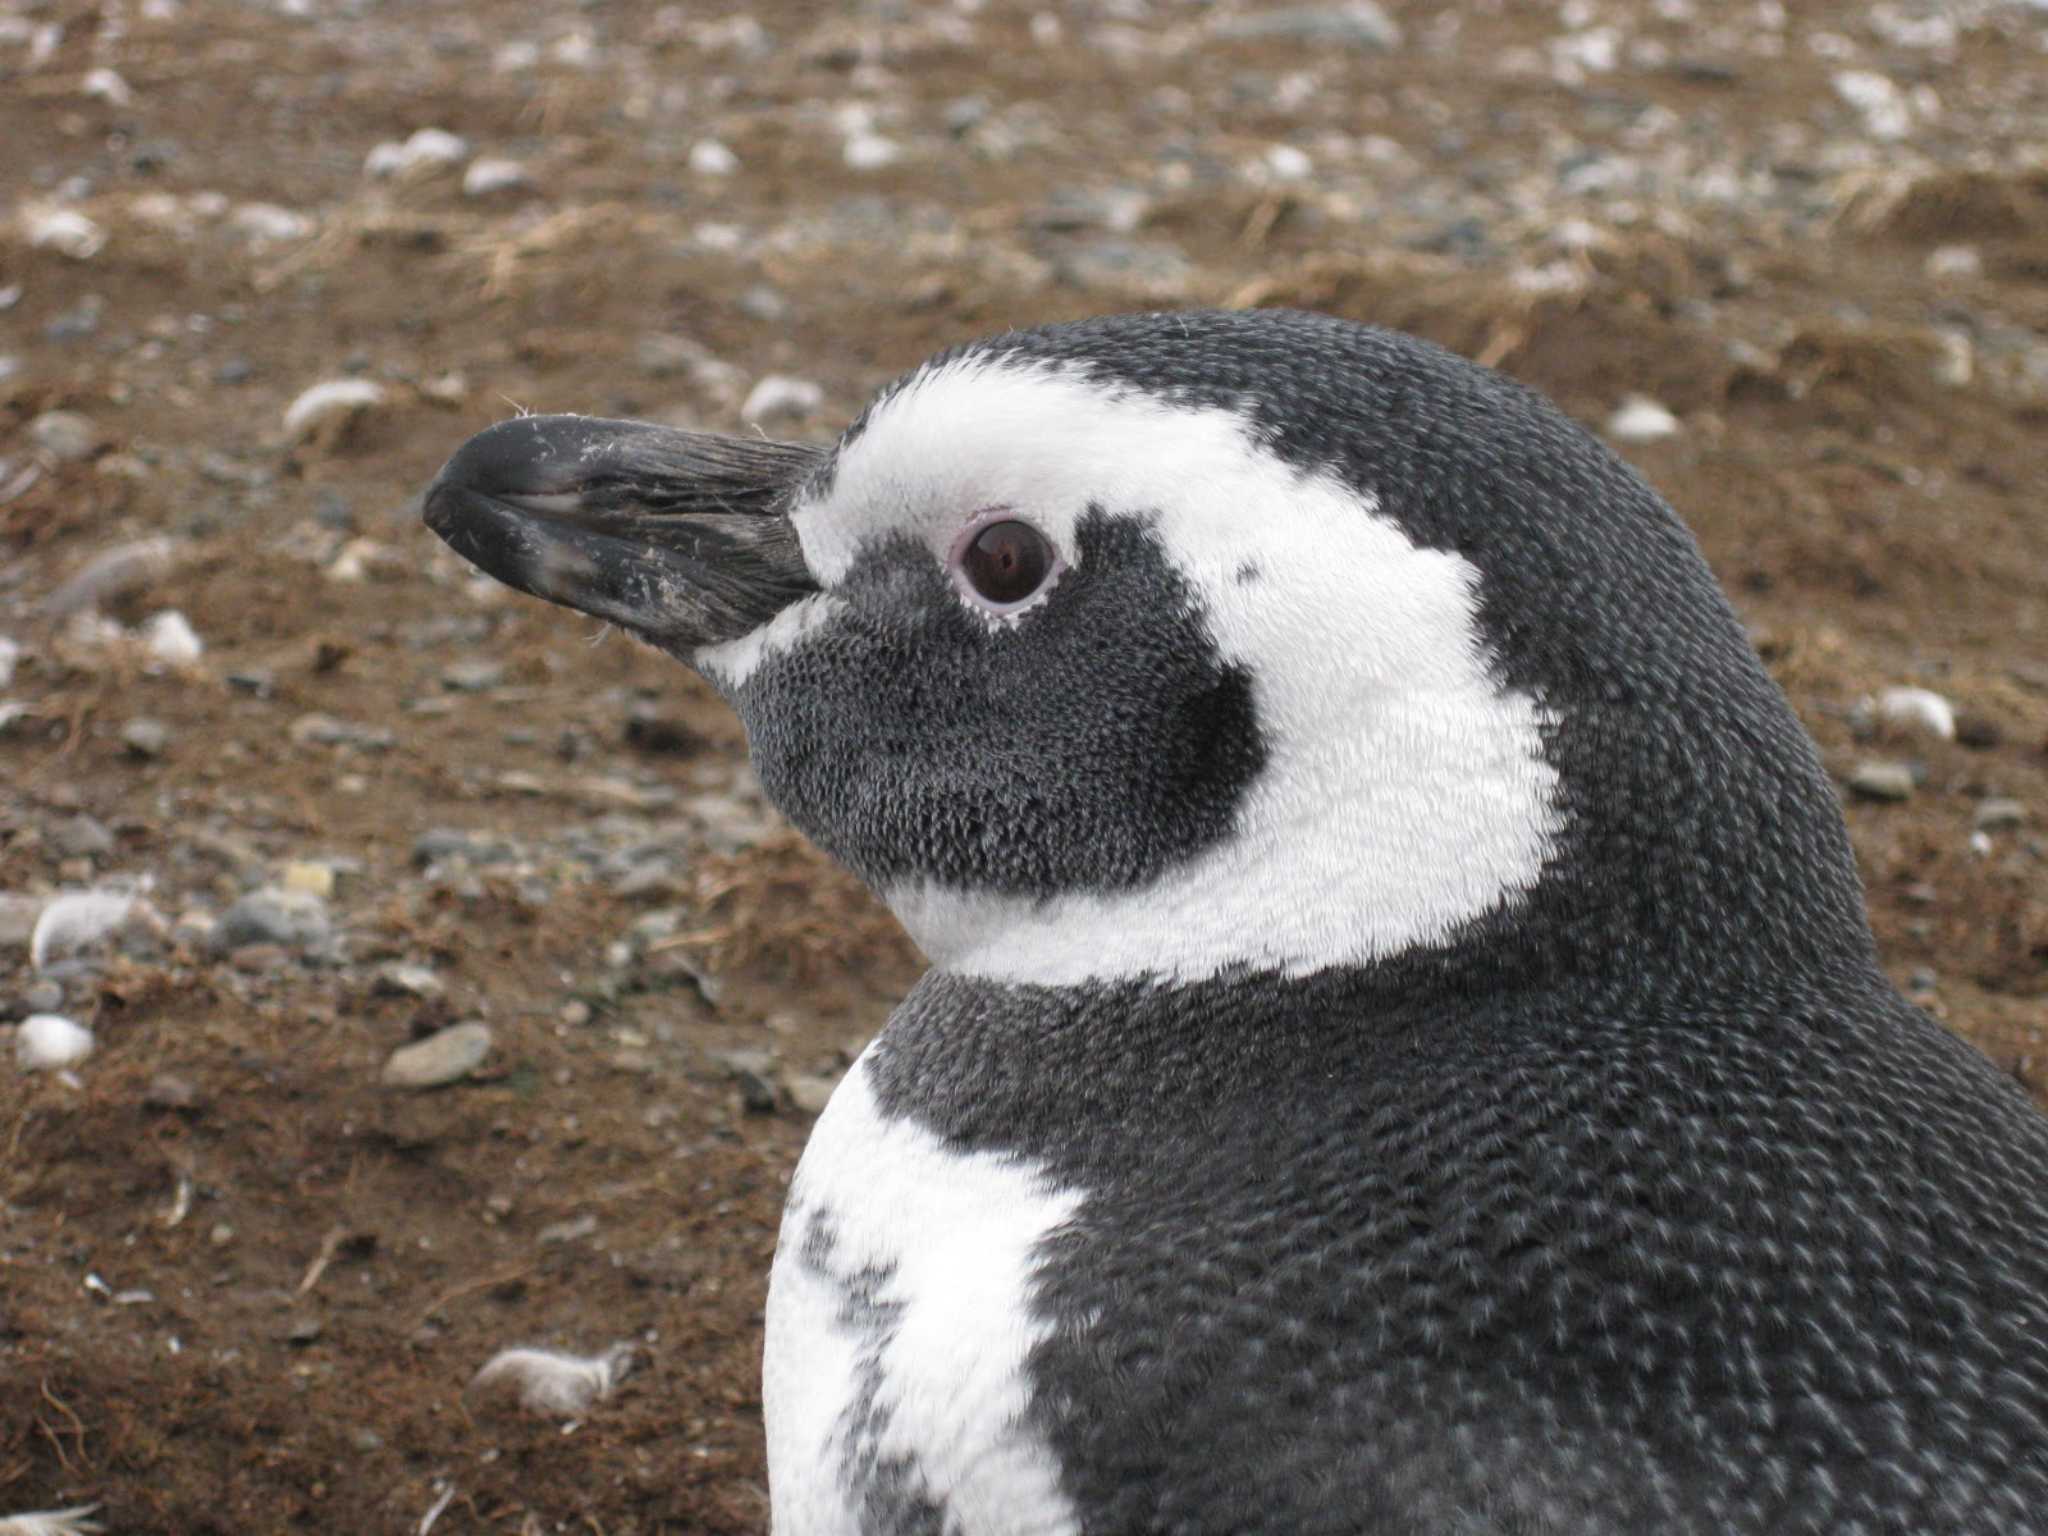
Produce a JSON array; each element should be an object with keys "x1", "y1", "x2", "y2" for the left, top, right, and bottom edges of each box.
[{"x1": 424, "y1": 308, "x2": 2048, "y2": 1536}]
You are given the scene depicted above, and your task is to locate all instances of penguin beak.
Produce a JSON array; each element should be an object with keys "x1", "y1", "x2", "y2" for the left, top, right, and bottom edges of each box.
[{"x1": 422, "y1": 414, "x2": 823, "y2": 652}]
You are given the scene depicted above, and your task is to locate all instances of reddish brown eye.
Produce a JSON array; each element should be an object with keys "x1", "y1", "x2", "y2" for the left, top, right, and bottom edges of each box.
[{"x1": 959, "y1": 519, "x2": 1054, "y2": 607}]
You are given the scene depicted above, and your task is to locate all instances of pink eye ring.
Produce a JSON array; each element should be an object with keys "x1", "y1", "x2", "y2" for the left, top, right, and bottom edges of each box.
[{"x1": 948, "y1": 513, "x2": 1063, "y2": 615}]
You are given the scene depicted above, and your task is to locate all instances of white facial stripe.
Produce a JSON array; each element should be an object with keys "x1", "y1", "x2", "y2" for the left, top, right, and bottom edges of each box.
[
  {"x1": 764, "y1": 1054, "x2": 1084, "y2": 1536},
  {"x1": 789, "y1": 356, "x2": 1565, "y2": 985},
  {"x1": 695, "y1": 591, "x2": 846, "y2": 690}
]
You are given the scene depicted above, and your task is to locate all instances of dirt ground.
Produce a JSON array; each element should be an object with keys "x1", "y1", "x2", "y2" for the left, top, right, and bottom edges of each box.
[{"x1": 2, "y1": 0, "x2": 2044, "y2": 1530}]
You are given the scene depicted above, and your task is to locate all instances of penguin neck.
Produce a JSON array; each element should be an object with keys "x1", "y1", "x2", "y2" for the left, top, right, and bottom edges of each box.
[{"x1": 883, "y1": 666, "x2": 1570, "y2": 990}]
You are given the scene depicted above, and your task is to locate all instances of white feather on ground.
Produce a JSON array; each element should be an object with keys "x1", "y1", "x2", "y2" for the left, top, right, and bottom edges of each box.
[
  {"x1": 0, "y1": 1507, "x2": 104, "y2": 1536},
  {"x1": 30, "y1": 891, "x2": 136, "y2": 971},
  {"x1": 468, "y1": 1343, "x2": 636, "y2": 1418}
]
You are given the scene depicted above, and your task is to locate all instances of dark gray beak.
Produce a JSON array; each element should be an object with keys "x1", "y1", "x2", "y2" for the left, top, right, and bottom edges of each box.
[{"x1": 422, "y1": 414, "x2": 824, "y2": 652}]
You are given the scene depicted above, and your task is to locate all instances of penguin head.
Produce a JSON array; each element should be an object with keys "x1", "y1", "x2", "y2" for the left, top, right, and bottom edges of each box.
[{"x1": 426, "y1": 309, "x2": 1873, "y2": 990}]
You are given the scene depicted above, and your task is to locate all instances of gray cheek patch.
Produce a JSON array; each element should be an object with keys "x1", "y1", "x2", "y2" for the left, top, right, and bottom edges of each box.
[{"x1": 728, "y1": 514, "x2": 1267, "y2": 901}]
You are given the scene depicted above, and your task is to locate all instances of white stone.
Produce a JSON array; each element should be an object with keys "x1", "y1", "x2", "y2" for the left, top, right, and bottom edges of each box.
[
  {"x1": 1833, "y1": 71, "x2": 1912, "y2": 140},
  {"x1": 20, "y1": 204, "x2": 106, "y2": 260},
  {"x1": 842, "y1": 132, "x2": 902, "y2": 171},
  {"x1": 1606, "y1": 395, "x2": 1680, "y2": 442},
  {"x1": 229, "y1": 202, "x2": 312, "y2": 243},
  {"x1": 741, "y1": 375, "x2": 825, "y2": 425},
  {"x1": 364, "y1": 128, "x2": 469, "y2": 179},
  {"x1": 689, "y1": 139, "x2": 738, "y2": 176},
  {"x1": 16, "y1": 1014, "x2": 94, "y2": 1072},
  {"x1": 1925, "y1": 244, "x2": 1981, "y2": 281},
  {"x1": 80, "y1": 67, "x2": 132, "y2": 106},
  {"x1": 462, "y1": 158, "x2": 531, "y2": 197},
  {"x1": 1875, "y1": 686, "x2": 1956, "y2": 741},
  {"x1": 141, "y1": 609, "x2": 203, "y2": 666},
  {"x1": 383, "y1": 1022, "x2": 493, "y2": 1089},
  {"x1": 1266, "y1": 144, "x2": 1313, "y2": 181}
]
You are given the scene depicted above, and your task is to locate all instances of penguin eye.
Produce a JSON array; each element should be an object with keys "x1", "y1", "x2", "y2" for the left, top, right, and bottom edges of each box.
[{"x1": 952, "y1": 518, "x2": 1059, "y2": 613}]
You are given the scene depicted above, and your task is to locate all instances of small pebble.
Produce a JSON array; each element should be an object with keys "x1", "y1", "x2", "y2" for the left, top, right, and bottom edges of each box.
[
  {"x1": 142, "y1": 609, "x2": 204, "y2": 666},
  {"x1": 462, "y1": 157, "x2": 530, "y2": 197},
  {"x1": 843, "y1": 132, "x2": 902, "y2": 171},
  {"x1": 383, "y1": 1021, "x2": 493, "y2": 1089},
  {"x1": 40, "y1": 537, "x2": 177, "y2": 618},
  {"x1": 16, "y1": 1013, "x2": 94, "y2": 1071},
  {"x1": 122, "y1": 717, "x2": 170, "y2": 758},
  {"x1": 21, "y1": 203, "x2": 107, "y2": 260},
  {"x1": 1925, "y1": 245, "x2": 1981, "y2": 281},
  {"x1": 289, "y1": 713, "x2": 395, "y2": 752},
  {"x1": 281, "y1": 860, "x2": 338, "y2": 899},
  {"x1": 1874, "y1": 686, "x2": 1955, "y2": 742},
  {"x1": 212, "y1": 886, "x2": 331, "y2": 954},
  {"x1": 1606, "y1": 396, "x2": 1680, "y2": 443},
  {"x1": 741, "y1": 375, "x2": 825, "y2": 424},
  {"x1": 0, "y1": 894, "x2": 41, "y2": 953},
  {"x1": 441, "y1": 659, "x2": 506, "y2": 693},
  {"x1": 229, "y1": 202, "x2": 313, "y2": 244},
  {"x1": 372, "y1": 962, "x2": 443, "y2": 999},
  {"x1": 51, "y1": 814, "x2": 114, "y2": 859},
  {"x1": 1212, "y1": 3, "x2": 1401, "y2": 50},
  {"x1": 81, "y1": 66, "x2": 134, "y2": 106},
  {"x1": 28, "y1": 410, "x2": 102, "y2": 463},
  {"x1": 1848, "y1": 761, "x2": 1916, "y2": 802},
  {"x1": 689, "y1": 139, "x2": 738, "y2": 176},
  {"x1": 364, "y1": 127, "x2": 469, "y2": 179},
  {"x1": 1974, "y1": 799, "x2": 2027, "y2": 832}
]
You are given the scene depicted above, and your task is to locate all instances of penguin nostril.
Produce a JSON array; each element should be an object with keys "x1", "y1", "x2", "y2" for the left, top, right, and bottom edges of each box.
[{"x1": 953, "y1": 517, "x2": 1059, "y2": 613}]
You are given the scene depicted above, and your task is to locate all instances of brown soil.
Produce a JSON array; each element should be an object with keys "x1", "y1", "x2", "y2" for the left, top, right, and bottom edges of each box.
[{"x1": 2, "y1": 1, "x2": 2044, "y2": 1530}]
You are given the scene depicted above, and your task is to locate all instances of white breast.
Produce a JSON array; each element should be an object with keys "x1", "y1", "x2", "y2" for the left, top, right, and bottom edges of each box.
[{"x1": 764, "y1": 1051, "x2": 1086, "y2": 1536}]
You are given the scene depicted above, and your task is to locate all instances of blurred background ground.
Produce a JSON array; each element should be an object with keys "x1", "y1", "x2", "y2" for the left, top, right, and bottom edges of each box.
[{"x1": 1, "y1": 0, "x2": 2045, "y2": 1530}]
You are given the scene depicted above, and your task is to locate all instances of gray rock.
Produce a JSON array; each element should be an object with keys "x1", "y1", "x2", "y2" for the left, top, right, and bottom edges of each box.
[
  {"x1": 0, "y1": 894, "x2": 41, "y2": 954},
  {"x1": 51, "y1": 814, "x2": 114, "y2": 858},
  {"x1": 1056, "y1": 238, "x2": 1193, "y2": 298},
  {"x1": 121, "y1": 717, "x2": 169, "y2": 758},
  {"x1": 23, "y1": 978, "x2": 64, "y2": 1014},
  {"x1": 413, "y1": 827, "x2": 520, "y2": 867},
  {"x1": 612, "y1": 860, "x2": 688, "y2": 901},
  {"x1": 144, "y1": 1072, "x2": 199, "y2": 1110},
  {"x1": 212, "y1": 886, "x2": 331, "y2": 954},
  {"x1": 40, "y1": 537, "x2": 177, "y2": 618},
  {"x1": 1848, "y1": 761, "x2": 1917, "y2": 802},
  {"x1": 1974, "y1": 798, "x2": 2028, "y2": 832},
  {"x1": 382, "y1": 1021, "x2": 492, "y2": 1089},
  {"x1": 29, "y1": 410, "x2": 102, "y2": 463},
  {"x1": 1212, "y1": 3, "x2": 1401, "y2": 51},
  {"x1": 372, "y1": 962, "x2": 443, "y2": 999},
  {"x1": 289, "y1": 713, "x2": 395, "y2": 752},
  {"x1": 441, "y1": 659, "x2": 506, "y2": 693}
]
